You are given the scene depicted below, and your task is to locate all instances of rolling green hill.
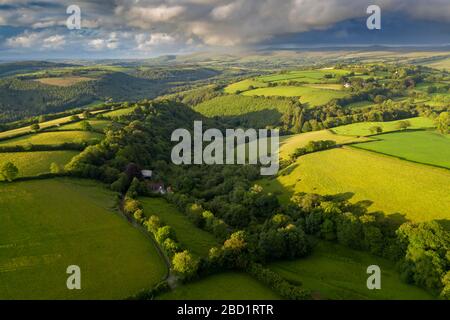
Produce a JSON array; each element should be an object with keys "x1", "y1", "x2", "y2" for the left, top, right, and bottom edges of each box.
[{"x1": 261, "y1": 147, "x2": 450, "y2": 223}]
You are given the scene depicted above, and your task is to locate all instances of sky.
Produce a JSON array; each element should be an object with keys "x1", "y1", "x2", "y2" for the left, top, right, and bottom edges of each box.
[{"x1": 1, "y1": 0, "x2": 450, "y2": 60}]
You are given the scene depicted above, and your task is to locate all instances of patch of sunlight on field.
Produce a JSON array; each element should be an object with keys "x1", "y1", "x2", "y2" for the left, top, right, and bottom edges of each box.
[
  {"x1": 242, "y1": 86, "x2": 349, "y2": 107},
  {"x1": 158, "y1": 272, "x2": 280, "y2": 300},
  {"x1": 354, "y1": 130, "x2": 450, "y2": 169},
  {"x1": 279, "y1": 130, "x2": 370, "y2": 159},
  {"x1": 270, "y1": 241, "x2": 434, "y2": 300},
  {"x1": 0, "y1": 151, "x2": 78, "y2": 179},
  {"x1": 33, "y1": 76, "x2": 95, "y2": 87},
  {"x1": 140, "y1": 198, "x2": 219, "y2": 257},
  {"x1": 260, "y1": 147, "x2": 450, "y2": 223},
  {"x1": 224, "y1": 79, "x2": 268, "y2": 94},
  {"x1": 0, "y1": 131, "x2": 103, "y2": 147},
  {"x1": 0, "y1": 178, "x2": 167, "y2": 299},
  {"x1": 331, "y1": 117, "x2": 435, "y2": 136}
]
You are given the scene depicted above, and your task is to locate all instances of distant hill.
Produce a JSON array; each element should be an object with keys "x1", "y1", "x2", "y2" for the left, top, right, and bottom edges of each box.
[{"x1": 0, "y1": 61, "x2": 76, "y2": 77}]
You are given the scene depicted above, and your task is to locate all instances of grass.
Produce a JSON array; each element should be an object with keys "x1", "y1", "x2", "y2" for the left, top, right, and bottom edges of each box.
[
  {"x1": 354, "y1": 130, "x2": 450, "y2": 169},
  {"x1": 0, "y1": 151, "x2": 78, "y2": 179},
  {"x1": 242, "y1": 86, "x2": 349, "y2": 107},
  {"x1": 258, "y1": 69, "x2": 351, "y2": 84},
  {"x1": 102, "y1": 107, "x2": 136, "y2": 118},
  {"x1": 33, "y1": 77, "x2": 95, "y2": 87},
  {"x1": 0, "y1": 131, "x2": 103, "y2": 147},
  {"x1": 56, "y1": 120, "x2": 112, "y2": 132},
  {"x1": 224, "y1": 79, "x2": 268, "y2": 94},
  {"x1": 0, "y1": 178, "x2": 167, "y2": 299},
  {"x1": 194, "y1": 95, "x2": 293, "y2": 128},
  {"x1": 260, "y1": 147, "x2": 450, "y2": 223},
  {"x1": 331, "y1": 117, "x2": 435, "y2": 136},
  {"x1": 0, "y1": 109, "x2": 107, "y2": 140},
  {"x1": 140, "y1": 198, "x2": 219, "y2": 257},
  {"x1": 270, "y1": 241, "x2": 434, "y2": 300},
  {"x1": 158, "y1": 272, "x2": 280, "y2": 300},
  {"x1": 279, "y1": 130, "x2": 369, "y2": 159}
]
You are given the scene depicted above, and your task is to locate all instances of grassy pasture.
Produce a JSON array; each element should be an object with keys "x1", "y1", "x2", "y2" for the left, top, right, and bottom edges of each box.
[
  {"x1": 261, "y1": 147, "x2": 450, "y2": 223},
  {"x1": 0, "y1": 178, "x2": 167, "y2": 299},
  {"x1": 102, "y1": 107, "x2": 137, "y2": 118},
  {"x1": 0, "y1": 131, "x2": 103, "y2": 147},
  {"x1": 56, "y1": 120, "x2": 112, "y2": 132},
  {"x1": 223, "y1": 79, "x2": 268, "y2": 94},
  {"x1": 279, "y1": 130, "x2": 369, "y2": 159},
  {"x1": 270, "y1": 241, "x2": 434, "y2": 300},
  {"x1": 140, "y1": 198, "x2": 218, "y2": 257},
  {"x1": 194, "y1": 95, "x2": 293, "y2": 128},
  {"x1": 0, "y1": 109, "x2": 107, "y2": 140},
  {"x1": 242, "y1": 86, "x2": 349, "y2": 107},
  {"x1": 258, "y1": 69, "x2": 351, "y2": 84},
  {"x1": 33, "y1": 76, "x2": 95, "y2": 87},
  {"x1": 354, "y1": 130, "x2": 450, "y2": 169},
  {"x1": 331, "y1": 117, "x2": 435, "y2": 136},
  {"x1": 0, "y1": 151, "x2": 78, "y2": 179},
  {"x1": 158, "y1": 272, "x2": 280, "y2": 300}
]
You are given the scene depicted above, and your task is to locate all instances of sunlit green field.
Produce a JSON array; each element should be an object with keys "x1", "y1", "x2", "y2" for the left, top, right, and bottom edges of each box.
[
  {"x1": 331, "y1": 117, "x2": 435, "y2": 136},
  {"x1": 56, "y1": 120, "x2": 112, "y2": 132},
  {"x1": 140, "y1": 198, "x2": 218, "y2": 257},
  {"x1": 0, "y1": 109, "x2": 107, "y2": 140},
  {"x1": 261, "y1": 147, "x2": 450, "y2": 223},
  {"x1": 0, "y1": 131, "x2": 103, "y2": 147},
  {"x1": 223, "y1": 79, "x2": 268, "y2": 94},
  {"x1": 158, "y1": 272, "x2": 280, "y2": 300},
  {"x1": 270, "y1": 241, "x2": 434, "y2": 300},
  {"x1": 102, "y1": 107, "x2": 136, "y2": 118},
  {"x1": 0, "y1": 178, "x2": 167, "y2": 299},
  {"x1": 242, "y1": 86, "x2": 349, "y2": 107},
  {"x1": 0, "y1": 151, "x2": 77, "y2": 179},
  {"x1": 354, "y1": 130, "x2": 450, "y2": 169}
]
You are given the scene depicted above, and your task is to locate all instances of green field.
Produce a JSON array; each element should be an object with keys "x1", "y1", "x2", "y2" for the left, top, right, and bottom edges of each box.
[
  {"x1": 158, "y1": 272, "x2": 280, "y2": 300},
  {"x1": 0, "y1": 178, "x2": 167, "y2": 299},
  {"x1": 331, "y1": 117, "x2": 435, "y2": 136},
  {"x1": 0, "y1": 131, "x2": 103, "y2": 147},
  {"x1": 223, "y1": 79, "x2": 268, "y2": 94},
  {"x1": 56, "y1": 120, "x2": 112, "y2": 132},
  {"x1": 279, "y1": 130, "x2": 369, "y2": 159},
  {"x1": 140, "y1": 198, "x2": 218, "y2": 257},
  {"x1": 0, "y1": 151, "x2": 78, "y2": 179},
  {"x1": 102, "y1": 107, "x2": 136, "y2": 118},
  {"x1": 195, "y1": 95, "x2": 293, "y2": 128},
  {"x1": 242, "y1": 86, "x2": 349, "y2": 107},
  {"x1": 354, "y1": 130, "x2": 450, "y2": 169},
  {"x1": 261, "y1": 147, "x2": 450, "y2": 223},
  {"x1": 270, "y1": 241, "x2": 434, "y2": 300},
  {"x1": 0, "y1": 109, "x2": 107, "y2": 140},
  {"x1": 258, "y1": 69, "x2": 351, "y2": 84}
]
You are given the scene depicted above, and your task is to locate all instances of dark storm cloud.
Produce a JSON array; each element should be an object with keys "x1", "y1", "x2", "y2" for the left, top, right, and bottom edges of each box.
[{"x1": 1, "y1": 0, "x2": 450, "y2": 57}]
